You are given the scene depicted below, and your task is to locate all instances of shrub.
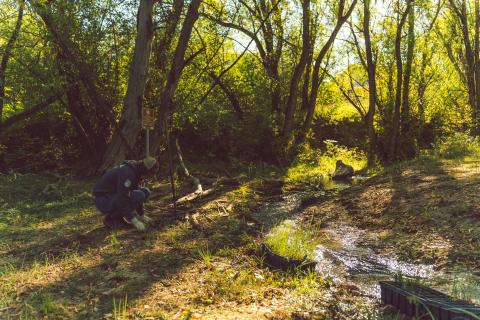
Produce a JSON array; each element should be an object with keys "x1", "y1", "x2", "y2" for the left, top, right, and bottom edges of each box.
[
  {"x1": 285, "y1": 140, "x2": 367, "y2": 188},
  {"x1": 433, "y1": 132, "x2": 480, "y2": 160}
]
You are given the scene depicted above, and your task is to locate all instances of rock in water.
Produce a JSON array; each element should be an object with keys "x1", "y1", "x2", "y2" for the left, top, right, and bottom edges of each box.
[{"x1": 332, "y1": 160, "x2": 354, "y2": 180}]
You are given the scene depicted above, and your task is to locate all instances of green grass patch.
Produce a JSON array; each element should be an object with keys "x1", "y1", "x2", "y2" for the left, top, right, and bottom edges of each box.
[
  {"x1": 265, "y1": 220, "x2": 318, "y2": 260},
  {"x1": 285, "y1": 140, "x2": 367, "y2": 189}
]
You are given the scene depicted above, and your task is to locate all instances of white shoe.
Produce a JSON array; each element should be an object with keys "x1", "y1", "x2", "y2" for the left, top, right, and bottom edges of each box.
[
  {"x1": 138, "y1": 214, "x2": 152, "y2": 224},
  {"x1": 129, "y1": 217, "x2": 146, "y2": 231}
]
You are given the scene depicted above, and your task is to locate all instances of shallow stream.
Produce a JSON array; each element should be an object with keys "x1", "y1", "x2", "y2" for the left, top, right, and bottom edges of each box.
[{"x1": 253, "y1": 176, "x2": 480, "y2": 306}]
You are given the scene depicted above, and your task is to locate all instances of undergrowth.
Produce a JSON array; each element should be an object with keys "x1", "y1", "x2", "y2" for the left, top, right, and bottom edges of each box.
[
  {"x1": 285, "y1": 140, "x2": 367, "y2": 189},
  {"x1": 265, "y1": 220, "x2": 319, "y2": 260},
  {"x1": 433, "y1": 132, "x2": 480, "y2": 160}
]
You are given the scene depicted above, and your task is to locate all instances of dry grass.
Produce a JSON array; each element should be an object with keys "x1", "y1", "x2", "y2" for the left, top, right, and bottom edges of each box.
[
  {"x1": 306, "y1": 158, "x2": 480, "y2": 269},
  {"x1": 0, "y1": 172, "x2": 359, "y2": 320}
]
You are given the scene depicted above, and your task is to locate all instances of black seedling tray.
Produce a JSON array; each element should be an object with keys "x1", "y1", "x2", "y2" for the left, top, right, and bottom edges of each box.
[
  {"x1": 380, "y1": 281, "x2": 480, "y2": 319},
  {"x1": 260, "y1": 243, "x2": 317, "y2": 272}
]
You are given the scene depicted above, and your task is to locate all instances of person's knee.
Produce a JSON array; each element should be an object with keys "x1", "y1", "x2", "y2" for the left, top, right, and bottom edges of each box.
[
  {"x1": 94, "y1": 196, "x2": 113, "y2": 214},
  {"x1": 130, "y1": 189, "x2": 147, "y2": 206}
]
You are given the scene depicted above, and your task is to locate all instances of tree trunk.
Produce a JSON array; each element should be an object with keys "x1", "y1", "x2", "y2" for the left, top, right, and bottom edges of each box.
[
  {"x1": 389, "y1": 0, "x2": 411, "y2": 161},
  {"x1": 99, "y1": 0, "x2": 156, "y2": 171},
  {"x1": 417, "y1": 51, "x2": 428, "y2": 142},
  {"x1": 400, "y1": 2, "x2": 415, "y2": 158},
  {"x1": 0, "y1": 0, "x2": 24, "y2": 122},
  {"x1": 475, "y1": 0, "x2": 480, "y2": 135},
  {"x1": 30, "y1": 1, "x2": 115, "y2": 144},
  {"x1": 363, "y1": 0, "x2": 377, "y2": 166},
  {"x1": 282, "y1": 0, "x2": 310, "y2": 143},
  {"x1": 300, "y1": 0, "x2": 357, "y2": 143},
  {"x1": 450, "y1": 0, "x2": 477, "y2": 135},
  {"x1": 150, "y1": 0, "x2": 203, "y2": 155},
  {"x1": 207, "y1": 72, "x2": 244, "y2": 121},
  {"x1": 0, "y1": 91, "x2": 65, "y2": 134}
]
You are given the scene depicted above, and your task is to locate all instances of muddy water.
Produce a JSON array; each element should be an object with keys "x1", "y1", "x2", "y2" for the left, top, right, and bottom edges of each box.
[{"x1": 255, "y1": 176, "x2": 480, "y2": 305}]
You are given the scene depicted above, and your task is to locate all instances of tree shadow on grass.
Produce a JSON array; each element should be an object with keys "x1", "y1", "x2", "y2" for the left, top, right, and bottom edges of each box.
[
  {"x1": 325, "y1": 156, "x2": 480, "y2": 269},
  {"x1": 6, "y1": 206, "x2": 256, "y2": 319}
]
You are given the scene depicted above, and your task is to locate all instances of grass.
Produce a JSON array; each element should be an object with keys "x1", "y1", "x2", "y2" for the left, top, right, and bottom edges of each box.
[
  {"x1": 285, "y1": 140, "x2": 367, "y2": 189},
  {"x1": 197, "y1": 246, "x2": 212, "y2": 265},
  {"x1": 5, "y1": 152, "x2": 478, "y2": 319},
  {"x1": 113, "y1": 295, "x2": 128, "y2": 320},
  {"x1": 265, "y1": 220, "x2": 319, "y2": 260},
  {"x1": 0, "y1": 170, "x2": 356, "y2": 319}
]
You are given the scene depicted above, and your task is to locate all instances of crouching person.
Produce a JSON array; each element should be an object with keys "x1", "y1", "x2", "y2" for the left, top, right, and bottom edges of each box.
[{"x1": 93, "y1": 157, "x2": 158, "y2": 231}]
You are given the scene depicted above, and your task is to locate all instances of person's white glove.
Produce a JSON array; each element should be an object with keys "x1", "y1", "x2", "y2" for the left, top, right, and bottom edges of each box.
[
  {"x1": 131, "y1": 216, "x2": 146, "y2": 231},
  {"x1": 138, "y1": 214, "x2": 152, "y2": 224}
]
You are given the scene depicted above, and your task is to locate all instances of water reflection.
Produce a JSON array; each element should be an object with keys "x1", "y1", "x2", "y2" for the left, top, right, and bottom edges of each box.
[{"x1": 256, "y1": 176, "x2": 480, "y2": 304}]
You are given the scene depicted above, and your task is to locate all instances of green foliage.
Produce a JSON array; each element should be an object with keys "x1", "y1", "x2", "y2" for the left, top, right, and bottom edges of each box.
[
  {"x1": 197, "y1": 246, "x2": 212, "y2": 266},
  {"x1": 433, "y1": 132, "x2": 480, "y2": 160},
  {"x1": 285, "y1": 140, "x2": 367, "y2": 188},
  {"x1": 113, "y1": 295, "x2": 128, "y2": 320},
  {"x1": 265, "y1": 220, "x2": 318, "y2": 260}
]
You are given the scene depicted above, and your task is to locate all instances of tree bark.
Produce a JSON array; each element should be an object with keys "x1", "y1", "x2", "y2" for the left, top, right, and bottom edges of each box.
[
  {"x1": 99, "y1": 0, "x2": 156, "y2": 171},
  {"x1": 150, "y1": 0, "x2": 203, "y2": 155},
  {"x1": 389, "y1": 0, "x2": 411, "y2": 161},
  {"x1": 0, "y1": 0, "x2": 25, "y2": 122},
  {"x1": 282, "y1": 0, "x2": 310, "y2": 142},
  {"x1": 400, "y1": 2, "x2": 415, "y2": 158},
  {"x1": 300, "y1": 0, "x2": 357, "y2": 143},
  {"x1": 363, "y1": 0, "x2": 378, "y2": 166},
  {"x1": 29, "y1": 1, "x2": 115, "y2": 146}
]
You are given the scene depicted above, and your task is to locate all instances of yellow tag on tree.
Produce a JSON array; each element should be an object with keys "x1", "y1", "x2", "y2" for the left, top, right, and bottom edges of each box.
[{"x1": 141, "y1": 108, "x2": 155, "y2": 130}]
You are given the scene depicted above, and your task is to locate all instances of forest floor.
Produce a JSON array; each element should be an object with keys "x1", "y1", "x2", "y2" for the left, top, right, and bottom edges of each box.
[{"x1": 0, "y1": 157, "x2": 479, "y2": 319}]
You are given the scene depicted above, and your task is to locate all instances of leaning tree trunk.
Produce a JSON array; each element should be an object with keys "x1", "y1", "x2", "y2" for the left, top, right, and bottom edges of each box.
[
  {"x1": 30, "y1": 0, "x2": 115, "y2": 153},
  {"x1": 150, "y1": 0, "x2": 202, "y2": 155},
  {"x1": 0, "y1": 0, "x2": 24, "y2": 123},
  {"x1": 99, "y1": 0, "x2": 156, "y2": 172}
]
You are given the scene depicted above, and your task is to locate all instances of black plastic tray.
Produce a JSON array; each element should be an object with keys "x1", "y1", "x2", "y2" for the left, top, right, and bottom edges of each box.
[
  {"x1": 260, "y1": 243, "x2": 317, "y2": 272},
  {"x1": 380, "y1": 281, "x2": 480, "y2": 319}
]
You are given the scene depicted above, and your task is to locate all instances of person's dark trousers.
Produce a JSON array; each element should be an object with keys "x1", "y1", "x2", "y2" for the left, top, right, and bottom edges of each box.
[{"x1": 94, "y1": 190, "x2": 147, "y2": 227}]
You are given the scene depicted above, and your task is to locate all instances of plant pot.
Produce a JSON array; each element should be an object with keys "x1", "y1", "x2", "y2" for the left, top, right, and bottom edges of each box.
[
  {"x1": 380, "y1": 281, "x2": 480, "y2": 319},
  {"x1": 260, "y1": 243, "x2": 317, "y2": 272}
]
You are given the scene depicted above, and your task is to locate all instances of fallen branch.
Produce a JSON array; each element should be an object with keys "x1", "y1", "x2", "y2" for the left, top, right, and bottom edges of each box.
[
  {"x1": 175, "y1": 137, "x2": 202, "y2": 193},
  {"x1": 0, "y1": 90, "x2": 66, "y2": 134},
  {"x1": 173, "y1": 187, "x2": 216, "y2": 206}
]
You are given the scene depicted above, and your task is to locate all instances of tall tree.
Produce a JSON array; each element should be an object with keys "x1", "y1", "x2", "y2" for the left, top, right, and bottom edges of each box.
[
  {"x1": 448, "y1": 0, "x2": 480, "y2": 134},
  {"x1": 282, "y1": 0, "x2": 311, "y2": 142},
  {"x1": 363, "y1": 0, "x2": 378, "y2": 165},
  {"x1": 100, "y1": 0, "x2": 157, "y2": 171},
  {"x1": 205, "y1": 0, "x2": 284, "y2": 113},
  {"x1": 399, "y1": 1, "x2": 416, "y2": 158},
  {"x1": 150, "y1": 0, "x2": 203, "y2": 154},
  {"x1": 29, "y1": 0, "x2": 116, "y2": 155},
  {"x1": 389, "y1": 0, "x2": 412, "y2": 161},
  {"x1": 299, "y1": 0, "x2": 357, "y2": 144},
  {"x1": 0, "y1": 0, "x2": 25, "y2": 122}
]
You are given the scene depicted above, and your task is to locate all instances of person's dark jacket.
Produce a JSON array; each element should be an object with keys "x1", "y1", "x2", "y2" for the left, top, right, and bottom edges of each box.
[{"x1": 93, "y1": 161, "x2": 145, "y2": 215}]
